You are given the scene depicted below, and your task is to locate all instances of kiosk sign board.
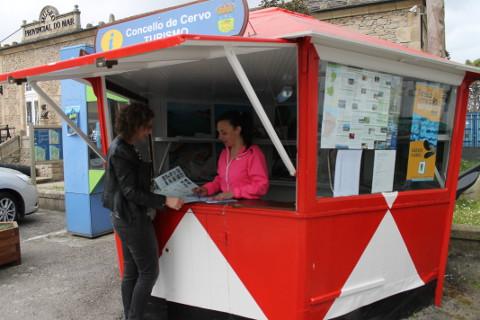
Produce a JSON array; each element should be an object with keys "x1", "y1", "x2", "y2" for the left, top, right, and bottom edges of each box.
[{"x1": 95, "y1": 0, "x2": 249, "y2": 52}]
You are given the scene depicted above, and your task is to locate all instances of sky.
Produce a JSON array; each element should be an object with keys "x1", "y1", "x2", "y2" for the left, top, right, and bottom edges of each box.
[{"x1": 0, "y1": 0, "x2": 477, "y2": 64}]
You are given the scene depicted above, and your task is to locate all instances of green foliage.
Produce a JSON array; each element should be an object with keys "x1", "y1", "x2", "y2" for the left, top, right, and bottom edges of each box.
[
  {"x1": 454, "y1": 198, "x2": 480, "y2": 226},
  {"x1": 259, "y1": 0, "x2": 310, "y2": 14},
  {"x1": 460, "y1": 159, "x2": 480, "y2": 172},
  {"x1": 465, "y1": 59, "x2": 480, "y2": 112},
  {"x1": 466, "y1": 58, "x2": 480, "y2": 67}
]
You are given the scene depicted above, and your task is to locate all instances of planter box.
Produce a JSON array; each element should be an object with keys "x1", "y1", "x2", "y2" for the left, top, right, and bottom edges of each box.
[{"x1": 0, "y1": 221, "x2": 21, "y2": 267}]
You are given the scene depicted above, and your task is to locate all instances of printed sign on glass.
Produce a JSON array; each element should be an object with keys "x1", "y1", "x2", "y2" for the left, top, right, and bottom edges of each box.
[
  {"x1": 320, "y1": 63, "x2": 401, "y2": 150},
  {"x1": 406, "y1": 83, "x2": 445, "y2": 181}
]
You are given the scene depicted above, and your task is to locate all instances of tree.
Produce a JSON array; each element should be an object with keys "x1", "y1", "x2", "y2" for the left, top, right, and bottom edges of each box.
[
  {"x1": 466, "y1": 59, "x2": 480, "y2": 67},
  {"x1": 466, "y1": 59, "x2": 480, "y2": 112},
  {"x1": 259, "y1": 0, "x2": 310, "y2": 15}
]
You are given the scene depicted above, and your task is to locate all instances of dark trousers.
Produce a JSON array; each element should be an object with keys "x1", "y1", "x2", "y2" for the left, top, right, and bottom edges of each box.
[{"x1": 112, "y1": 214, "x2": 159, "y2": 320}]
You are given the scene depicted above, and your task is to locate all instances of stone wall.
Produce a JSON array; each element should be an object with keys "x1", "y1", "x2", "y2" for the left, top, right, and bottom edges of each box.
[
  {"x1": 0, "y1": 28, "x2": 96, "y2": 133},
  {"x1": 309, "y1": 0, "x2": 397, "y2": 11},
  {"x1": 311, "y1": 0, "x2": 425, "y2": 50}
]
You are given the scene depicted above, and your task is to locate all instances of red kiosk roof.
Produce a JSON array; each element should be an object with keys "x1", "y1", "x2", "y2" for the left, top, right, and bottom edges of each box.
[{"x1": 0, "y1": 7, "x2": 478, "y2": 83}]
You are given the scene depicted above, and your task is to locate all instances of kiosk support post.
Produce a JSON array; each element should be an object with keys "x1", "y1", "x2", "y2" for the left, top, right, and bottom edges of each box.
[
  {"x1": 224, "y1": 45, "x2": 296, "y2": 176},
  {"x1": 29, "y1": 81, "x2": 106, "y2": 161},
  {"x1": 435, "y1": 74, "x2": 475, "y2": 305}
]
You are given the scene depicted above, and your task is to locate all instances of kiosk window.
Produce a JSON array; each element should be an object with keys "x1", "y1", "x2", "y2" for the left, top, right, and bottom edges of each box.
[
  {"x1": 138, "y1": 48, "x2": 298, "y2": 203},
  {"x1": 317, "y1": 61, "x2": 457, "y2": 197}
]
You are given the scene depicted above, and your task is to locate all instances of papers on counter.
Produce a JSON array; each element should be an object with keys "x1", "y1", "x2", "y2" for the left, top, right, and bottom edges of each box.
[{"x1": 154, "y1": 166, "x2": 236, "y2": 204}]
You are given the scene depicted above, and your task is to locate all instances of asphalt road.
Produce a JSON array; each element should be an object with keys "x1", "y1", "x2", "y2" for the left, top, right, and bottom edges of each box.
[
  {"x1": 0, "y1": 209, "x2": 122, "y2": 320},
  {"x1": 0, "y1": 209, "x2": 478, "y2": 320}
]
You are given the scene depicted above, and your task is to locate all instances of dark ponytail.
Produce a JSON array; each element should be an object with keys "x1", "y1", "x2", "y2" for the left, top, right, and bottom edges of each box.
[{"x1": 217, "y1": 111, "x2": 253, "y2": 148}]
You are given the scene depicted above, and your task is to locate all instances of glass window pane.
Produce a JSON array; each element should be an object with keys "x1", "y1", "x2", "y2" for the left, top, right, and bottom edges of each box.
[
  {"x1": 317, "y1": 61, "x2": 457, "y2": 197},
  {"x1": 167, "y1": 102, "x2": 212, "y2": 137}
]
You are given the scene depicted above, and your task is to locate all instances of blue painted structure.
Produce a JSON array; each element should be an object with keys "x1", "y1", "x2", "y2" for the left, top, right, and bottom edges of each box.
[
  {"x1": 464, "y1": 112, "x2": 479, "y2": 148},
  {"x1": 61, "y1": 44, "x2": 112, "y2": 238}
]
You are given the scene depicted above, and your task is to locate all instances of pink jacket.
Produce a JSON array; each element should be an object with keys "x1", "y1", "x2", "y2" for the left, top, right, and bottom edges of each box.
[{"x1": 203, "y1": 145, "x2": 269, "y2": 199}]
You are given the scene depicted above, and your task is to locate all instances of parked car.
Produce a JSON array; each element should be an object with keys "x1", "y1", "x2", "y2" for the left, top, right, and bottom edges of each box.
[{"x1": 0, "y1": 167, "x2": 38, "y2": 221}]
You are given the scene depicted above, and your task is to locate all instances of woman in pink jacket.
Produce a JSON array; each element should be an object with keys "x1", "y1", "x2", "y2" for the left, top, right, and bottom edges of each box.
[{"x1": 193, "y1": 111, "x2": 269, "y2": 200}]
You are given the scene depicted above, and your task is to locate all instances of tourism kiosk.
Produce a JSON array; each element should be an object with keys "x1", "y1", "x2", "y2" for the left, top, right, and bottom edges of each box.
[{"x1": 1, "y1": 2, "x2": 480, "y2": 319}]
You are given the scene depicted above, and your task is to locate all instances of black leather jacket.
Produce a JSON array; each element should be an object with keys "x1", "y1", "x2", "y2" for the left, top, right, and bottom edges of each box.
[{"x1": 102, "y1": 136, "x2": 165, "y2": 223}]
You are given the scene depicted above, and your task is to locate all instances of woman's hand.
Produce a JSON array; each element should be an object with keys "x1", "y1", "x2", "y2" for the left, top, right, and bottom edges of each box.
[
  {"x1": 166, "y1": 197, "x2": 184, "y2": 210},
  {"x1": 192, "y1": 186, "x2": 208, "y2": 197},
  {"x1": 212, "y1": 192, "x2": 233, "y2": 201}
]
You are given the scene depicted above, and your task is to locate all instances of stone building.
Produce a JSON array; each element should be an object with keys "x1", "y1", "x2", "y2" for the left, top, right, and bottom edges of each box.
[
  {"x1": 0, "y1": 5, "x2": 98, "y2": 179},
  {"x1": 309, "y1": 0, "x2": 444, "y2": 55},
  {"x1": 0, "y1": 5, "x2": 96, "y2": 136}
]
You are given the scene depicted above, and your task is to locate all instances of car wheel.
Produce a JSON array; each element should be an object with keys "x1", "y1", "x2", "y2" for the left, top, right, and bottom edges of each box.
[{"x1": 0, "y1": 192, "x2": 19, "y2": 222}]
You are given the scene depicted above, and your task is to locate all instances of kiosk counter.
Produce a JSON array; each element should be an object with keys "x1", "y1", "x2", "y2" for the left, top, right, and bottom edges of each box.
[{"x1": 1, "y1": 7, "x2": 480, "y2": 320}]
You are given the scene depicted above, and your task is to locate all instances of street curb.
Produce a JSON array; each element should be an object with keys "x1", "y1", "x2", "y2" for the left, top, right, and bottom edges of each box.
[
  {"x1": 451, "y1": 224, "x2": 480, "y2": 241},
  {"x1": 38, "y1": 190, "x2": 65, "y2": 212}
]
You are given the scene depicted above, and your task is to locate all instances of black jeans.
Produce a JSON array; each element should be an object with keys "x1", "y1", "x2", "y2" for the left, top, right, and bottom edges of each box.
[{"x1": 112, "y1": 214, "x2": 159, "y2": 320}]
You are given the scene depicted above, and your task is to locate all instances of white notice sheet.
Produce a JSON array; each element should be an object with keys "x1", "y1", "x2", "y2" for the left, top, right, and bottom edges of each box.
[
  {"x1": 333, "y1": 150, "x2": 363, "y2": 197},
  {"x1": 371, "y1": 150, "x2": 396, "y2": 193}
]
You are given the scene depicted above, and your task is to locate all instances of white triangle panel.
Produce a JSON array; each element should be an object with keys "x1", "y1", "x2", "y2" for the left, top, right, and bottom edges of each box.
[
  {"x1": 382, "y1": 191, "x2": 398, "y2": 209},
  {"x1": 151, "y1": 210, "x2": 267, "y2": 320},
  {"x1": 325, "y1": 211, "x2": 424, "y2": 319}
]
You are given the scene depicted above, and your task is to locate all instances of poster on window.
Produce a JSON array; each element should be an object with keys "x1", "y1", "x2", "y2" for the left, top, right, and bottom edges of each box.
[
  {"x1": 34, "y1": 127, "x2": 63, "y2": 161},
  {"x1": 65, "y1": 106, "x2": 80, "y2": 136},
  {"x1": 406, "y1": 83, "x2": 444, "y2": 181},
  {"x1": 320, "y1": 63, "x2": 400, "y2": 150}
]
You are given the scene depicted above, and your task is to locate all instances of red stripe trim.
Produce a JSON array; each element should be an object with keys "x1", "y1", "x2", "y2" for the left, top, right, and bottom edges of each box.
[{"x1": 310, "y1": 290, "x2": 341, "y2": 305}]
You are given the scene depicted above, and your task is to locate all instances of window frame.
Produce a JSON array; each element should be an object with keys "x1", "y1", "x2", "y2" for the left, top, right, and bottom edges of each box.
[{"x1": 299, "y1": 42, "x2": 467, "y2": 216}]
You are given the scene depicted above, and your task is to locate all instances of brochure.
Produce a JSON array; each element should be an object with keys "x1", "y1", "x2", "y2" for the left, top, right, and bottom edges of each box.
[{"x1": 154, "y1": 166, "x2": 237, "y2": 204}]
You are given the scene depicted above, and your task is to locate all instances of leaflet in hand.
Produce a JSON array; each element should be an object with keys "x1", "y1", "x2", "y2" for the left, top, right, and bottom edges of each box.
[
  {"x1": 154, "y1": 166, "x2": 237, "y2": 205},
  {"x1": 154, "y1": 166, "x2": 198, "y2": 198}
]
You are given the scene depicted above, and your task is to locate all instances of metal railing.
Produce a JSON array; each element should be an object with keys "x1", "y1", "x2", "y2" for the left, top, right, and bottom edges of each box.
[
  {"x1": 0, "y1": 125, "x2": 15, "y2": 144},
  {"x1": 464, "y1": 112, "x2": 480, "y2": 148}
]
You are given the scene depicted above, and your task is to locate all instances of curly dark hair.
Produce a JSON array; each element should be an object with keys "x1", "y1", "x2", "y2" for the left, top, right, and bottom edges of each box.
[{"x1": 115, "y1": 103, "x2": 154, "y2": 140}]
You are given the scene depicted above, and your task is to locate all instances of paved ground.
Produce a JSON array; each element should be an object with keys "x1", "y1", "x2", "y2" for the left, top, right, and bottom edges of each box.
[
  {"x1": 0, "y1": 209, "x2": 479, "y2": 319},
  {"x1": 410, "y1": 238, "x2": 480, "y2": 320},
  {"x1": 0, "y1": 209, "x2": 122, "y2": 320}
]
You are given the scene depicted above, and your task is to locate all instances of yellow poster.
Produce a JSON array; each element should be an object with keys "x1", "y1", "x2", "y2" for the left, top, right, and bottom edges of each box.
[{"x1": 406, "y1": 83, "x2": 444, "y2": 181}]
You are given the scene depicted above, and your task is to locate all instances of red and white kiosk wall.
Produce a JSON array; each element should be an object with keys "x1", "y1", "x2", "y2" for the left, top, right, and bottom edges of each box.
[{"x1": 1, "y1": 7, "x2": 479, "y2": 320}]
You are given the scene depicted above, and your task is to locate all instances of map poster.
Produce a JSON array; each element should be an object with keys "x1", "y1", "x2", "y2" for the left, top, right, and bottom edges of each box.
[
  {"x1": 406, "y1": 83, "x2": 444, "y2": 181},
  {"x1": 320, "y1": 63, "x2": 401, "y2": 150},
  {"x1": 34, "y1": 127, "x2": 63, "y2": 161}
]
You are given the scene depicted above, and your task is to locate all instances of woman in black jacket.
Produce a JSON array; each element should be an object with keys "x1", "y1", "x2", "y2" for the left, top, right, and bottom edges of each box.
[{"x1": 103, "y1": 103, "x2": 183, "y2": 320}]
